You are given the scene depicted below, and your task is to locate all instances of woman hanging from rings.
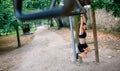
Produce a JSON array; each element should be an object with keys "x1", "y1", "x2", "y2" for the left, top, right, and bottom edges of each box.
[{"x1": 78, "y1": 14, "x2": 91, "y2": 58}]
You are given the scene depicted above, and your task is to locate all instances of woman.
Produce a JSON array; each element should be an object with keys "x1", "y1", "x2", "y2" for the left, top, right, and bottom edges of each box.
[{"x1": 78, "y1": 14, "x2": 91, "y2": 58}]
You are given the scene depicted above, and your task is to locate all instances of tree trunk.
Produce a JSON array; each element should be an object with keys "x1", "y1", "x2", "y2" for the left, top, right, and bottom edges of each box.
[
  {"x1": 22, "y1": 24, "x2": 30, "y2": 35},
  {"x1": 54, "y1": 18, "x2": 64, "y2": 29},
  {"x1": 62, "y1": 17, "x2": 70, "y2": 27},
  {"x1": 16, "y1": 26, "x2": 21, "y2": 47},
  {"x1": 50, "y1": 19, "x2": 54, "y2": 27}
]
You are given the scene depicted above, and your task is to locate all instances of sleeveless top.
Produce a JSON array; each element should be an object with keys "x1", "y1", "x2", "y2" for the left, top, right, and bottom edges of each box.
[{"x1": 79, "y1": 31, "x2": 87, "y2": 38}]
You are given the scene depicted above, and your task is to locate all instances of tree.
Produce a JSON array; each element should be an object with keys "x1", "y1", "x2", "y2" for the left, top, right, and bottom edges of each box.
[
  {"x1": 12, "y1": 20, "x2": 21, "y2": 47},
  {"x1": 91, "y1": 0, "x2": 120, "y2": 62},
  {"x1": 0, "y1": 0, "x2": 22, "y2": 47},
  {"x1": 23, "y1": 0, "x2": 52, "y2": 10},
  {"x1": 22, "y1": 0, "x2": 63, "y2": 30},
  {"x1": 21, "y1": 0, "x2": 55, "y2": 34},
  {"x1": 0, "y1": 0, "x2": 21, "y2": 35},
  {"x1": 92, "y1": 0, "x2": 120, "y2": 17}
]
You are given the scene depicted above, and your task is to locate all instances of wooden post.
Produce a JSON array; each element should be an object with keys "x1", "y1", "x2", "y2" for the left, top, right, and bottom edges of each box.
[
  {"x1": 91, "y1": 10, "x2": 99, "y2": 62},
  {"x1": 16, "y1": 26, "x2": 21, "y2": 47},
  {"x1": 74, "y1": 16, "x2": 83, "y2": 63}
]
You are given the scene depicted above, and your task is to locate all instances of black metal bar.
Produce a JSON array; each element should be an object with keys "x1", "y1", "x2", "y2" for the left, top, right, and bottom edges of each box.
[
  {"x1": 14, "y1": 0, "x2": 75, "y2": 21},
  {"x1": 75, "y1": 0, "x2": 86, "y2": 13},
  {"x1": 64, "y1": 0, "x2": 87, "y2": 16}
]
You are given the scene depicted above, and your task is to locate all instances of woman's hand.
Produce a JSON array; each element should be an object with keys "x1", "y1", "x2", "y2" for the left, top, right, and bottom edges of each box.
[{"x1": 81, "y1": 14, "x2": 84, "y2": 17}]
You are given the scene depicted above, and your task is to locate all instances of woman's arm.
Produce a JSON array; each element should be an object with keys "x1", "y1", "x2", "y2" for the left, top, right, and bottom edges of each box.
[
  {"x1": 79, "y1": 14, "x2": 84, "y2": 35},
  {"x1": 82, "y1": 14, "x2": 87, "y2": 23}
]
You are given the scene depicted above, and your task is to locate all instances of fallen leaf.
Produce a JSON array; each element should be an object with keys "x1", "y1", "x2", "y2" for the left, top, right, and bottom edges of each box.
[{"x1": 107, "y1": 56, "x2": 112, "y2": 59}]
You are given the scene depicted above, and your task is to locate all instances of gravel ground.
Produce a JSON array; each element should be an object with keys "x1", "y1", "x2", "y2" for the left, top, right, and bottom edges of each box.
[{"x1": 0, "y1": 26, "x2": 120, "y2": 71}]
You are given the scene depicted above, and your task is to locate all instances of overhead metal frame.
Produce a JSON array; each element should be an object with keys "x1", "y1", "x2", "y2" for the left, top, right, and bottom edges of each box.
[
  {"x1": 13, "y1": 0, "x2": 88, "y2": 21},
  {"x1": 14, "y1": 0, "x2": 75, "y2": 21}
]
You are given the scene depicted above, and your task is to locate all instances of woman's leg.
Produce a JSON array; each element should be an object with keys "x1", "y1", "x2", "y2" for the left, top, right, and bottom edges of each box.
[
  {"x1": 78, "y1": 43, "x2": 84, "y2": 52},
  {"x1": 85, "y1": 47, "x2": 91, "y2": 53},
  {"x1": 78, "y1": 43, "x2": 87, "y2": 58},
  {"x1": 82, "y1": 43, "x2": 92, "y2": 53},
  {"x1": 79, "y1": 53, "x2": 87, "y2": 58}
]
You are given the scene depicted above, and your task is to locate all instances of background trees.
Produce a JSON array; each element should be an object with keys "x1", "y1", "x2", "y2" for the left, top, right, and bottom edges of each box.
[
  {"x1": 0, "y1": 0, "x2": 119, "y2": 35},
  {"x1": 0, "y1": 0, "x2": 120, "y2": 47},
  {"x1": 92, "y1": 0, "x2": 120, "y2": 17},
  {"x1": 0, "y1": 0, "x2": 54, "y2": 35},
  {"x1": 0, "y1": 0, "x2": 18, "y2": 35}
]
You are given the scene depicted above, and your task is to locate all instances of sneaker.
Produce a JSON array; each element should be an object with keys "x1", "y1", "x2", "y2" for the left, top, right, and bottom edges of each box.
[{"x1": 76, "y1": 53, "x2": 79, "y2": 59}]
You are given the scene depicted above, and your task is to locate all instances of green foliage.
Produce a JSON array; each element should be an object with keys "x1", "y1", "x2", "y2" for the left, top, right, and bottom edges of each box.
[
  {"x1": 0, "y1": 0, "x2": 62, "y2": 35},
  {"x1": 23, "y1": 0, "x2": 50, "y2": 10},
  {"x1": 22, "y1": 0, "x2": 61, "y2": 27},
  {"x1": 92, "y1": 0, "x2": 120, "y2": 17},
  {"x1": 23, "y1": 0, "x2": 61, "y2": 12},
  {"x1": 0, "y1": 0, "x2": 22, "y2": 35}
]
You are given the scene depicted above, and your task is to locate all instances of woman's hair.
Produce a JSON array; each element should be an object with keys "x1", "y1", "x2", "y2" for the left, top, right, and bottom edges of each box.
[{"x1": 83, "y1": 23, "x2": 86, "y2": 25}]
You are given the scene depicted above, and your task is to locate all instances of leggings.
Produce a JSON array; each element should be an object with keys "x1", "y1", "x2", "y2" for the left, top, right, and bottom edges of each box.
[{"x1": 78, "y1": 43, "x2": 88, "y2": 52}]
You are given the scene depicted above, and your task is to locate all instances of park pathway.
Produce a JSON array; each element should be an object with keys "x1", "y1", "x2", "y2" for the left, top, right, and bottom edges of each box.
[{"x1": 0, "y1": 26, "x2": 120, "y2": 71}]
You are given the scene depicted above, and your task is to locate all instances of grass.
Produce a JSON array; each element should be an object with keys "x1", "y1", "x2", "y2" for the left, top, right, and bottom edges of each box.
[
  {"x1": 0, "y1": 27, "x2": 36, "y2": 50},
  {"x1": 0, "y1": 34, "x2": 34, "y2": 50}
]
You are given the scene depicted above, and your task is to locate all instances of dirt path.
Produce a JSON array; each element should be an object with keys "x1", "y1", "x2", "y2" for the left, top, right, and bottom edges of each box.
[{"x1": 0, "y1": 27, "x2": 120, "y2": 71}]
